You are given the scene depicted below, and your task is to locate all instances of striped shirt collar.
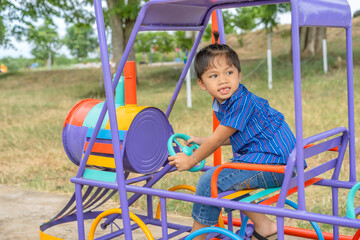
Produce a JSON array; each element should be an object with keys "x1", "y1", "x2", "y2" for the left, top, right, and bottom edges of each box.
[{"x1": 212, "y1": 84, "x2": 244, "y2": 112}]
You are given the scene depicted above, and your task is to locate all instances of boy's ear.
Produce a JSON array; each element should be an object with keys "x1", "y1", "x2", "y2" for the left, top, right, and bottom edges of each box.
[
  {"x1": 197, "y1": 79, "x2": 207, "y2": 91},
  {"x1": 238, "y1": 72, "x2": 241, "y2": 82}
]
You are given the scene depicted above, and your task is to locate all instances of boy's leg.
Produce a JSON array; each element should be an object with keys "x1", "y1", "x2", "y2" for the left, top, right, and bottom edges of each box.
[
  {"x1": 242, "y1": 210, "x2": 277, "y2": 240},
  {"x1": 191, "y1": 220, "x2": 209, "y2": 240}
]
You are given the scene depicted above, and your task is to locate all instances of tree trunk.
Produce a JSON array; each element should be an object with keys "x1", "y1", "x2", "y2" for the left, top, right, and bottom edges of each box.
[
  {"x1": 300, "y1": 27, "x2": 327, "y2": 56},
  {"x1": 124, "y1": 16, "x2": 136, "y2": 62},
  {"x1": 107, "y1": 0, "x2": 124, "y2": 70},
  {"x1": 106, "y1": 0, "x2": 136, "y2": 70}
]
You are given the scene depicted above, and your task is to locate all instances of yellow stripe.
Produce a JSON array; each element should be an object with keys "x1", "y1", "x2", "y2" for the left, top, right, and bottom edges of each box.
[
  {"x1": 40, "y1": 230, "x2": 64, "y2": 240},
  {"x1": 87, "y1": 155, "x2": 115, "y2": 169},
  {"x1": 105, "y1": 105, "x2": 148, "y2": 130},
  {"x1": 222, "y1": 189, "x2": 255, "y2": 200}
]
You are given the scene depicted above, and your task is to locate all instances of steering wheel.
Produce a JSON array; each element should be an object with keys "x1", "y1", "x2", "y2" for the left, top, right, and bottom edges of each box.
[{"x1": 167, "y1": 133, "x2": 205, "y2": 172}]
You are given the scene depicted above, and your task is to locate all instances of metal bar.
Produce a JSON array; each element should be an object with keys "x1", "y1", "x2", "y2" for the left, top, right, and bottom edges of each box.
[
  {"x1": 290, "y1": 0, "x2": 305, "y2": 211},
  {"x1": 125, "y1": 185, "x2": 360, "y2": 229},
  {"x1": 165, "y1": 26, "x2": 205, "y2": 117},
  {"x1": 140, "y1": 26, "x2": 204, "y2": 31},
  {"x1": 93, "y1": 0, "x2": 132, "y2": 238},
  {"x1": 160, "y1": 197, "x2": 169, "y2": 239},
  {"x1": 346, "y1": 26, "x2": 356, "y2": 182},
  {"x1": 332, "y1": 187, "x2": 339, "y2": 240},
  {"x1": 75, "y1": 184, "x2": 85, "y2": 240},
  {"x1": 315, "y1": 179, "x2": 358, "y2": 189}
]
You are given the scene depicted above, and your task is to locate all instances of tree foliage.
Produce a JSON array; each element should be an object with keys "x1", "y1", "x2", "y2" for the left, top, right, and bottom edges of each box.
[
  {"x1": 64, "y1": 23, "x2": 98, "y2": 60},
  {"x1": 27, "y1": 20, "x2": 62, "y2": 63},
  {"x1": 254, "y1": 4, "x2": 290, "y2": 33},
  {"x1": 135, "y1": 32, "x2": 156, "y2": 54},
  {"x1": 0, "y1": 0, "x2": 93, "y2": 48},
  {"x1": 174, "y1": 31, "x2": 193, "y2": 51}
]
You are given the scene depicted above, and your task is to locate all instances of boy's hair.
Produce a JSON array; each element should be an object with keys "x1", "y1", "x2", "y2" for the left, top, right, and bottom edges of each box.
[{"x1": 194, "y1": 32, "x2": 241, "y2": 80}]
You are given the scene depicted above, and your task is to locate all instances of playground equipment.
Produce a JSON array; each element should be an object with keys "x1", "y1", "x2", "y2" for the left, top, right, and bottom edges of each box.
[
  {"x1": 0, "y1": 64, "x2": 7, "y2": 73},
  {"x1": 40, "y1": 0, "x2": 360, "y2": 239}
]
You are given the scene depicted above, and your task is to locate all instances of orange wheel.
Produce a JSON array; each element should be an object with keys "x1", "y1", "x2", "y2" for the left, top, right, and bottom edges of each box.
[
  {"x1": 155, "y1": 185, "x2": 195, "y2": 219},
  {"x1": 88, "y1": 208, "x2": 154, "y2": 240}
]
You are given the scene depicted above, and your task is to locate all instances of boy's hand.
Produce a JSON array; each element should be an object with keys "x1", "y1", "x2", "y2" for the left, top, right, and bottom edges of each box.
[{"x1": 168, "y1": 152, "x2": 197, "y2": 171}]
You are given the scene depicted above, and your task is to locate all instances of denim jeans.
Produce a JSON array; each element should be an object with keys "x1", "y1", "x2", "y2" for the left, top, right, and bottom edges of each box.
[{"x1": 191, "y1": 162, "x2": 285, "y2": 226}]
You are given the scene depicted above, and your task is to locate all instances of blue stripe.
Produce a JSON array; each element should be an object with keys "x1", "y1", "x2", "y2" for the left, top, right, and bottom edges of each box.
[{"x1": 87, "y1": 128, "x2": 125, "y2": 140}]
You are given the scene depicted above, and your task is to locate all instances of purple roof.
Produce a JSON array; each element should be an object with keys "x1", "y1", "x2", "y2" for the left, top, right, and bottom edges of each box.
[{"x1": 140, "y1": 0, "x2": 351, "y2": 29}]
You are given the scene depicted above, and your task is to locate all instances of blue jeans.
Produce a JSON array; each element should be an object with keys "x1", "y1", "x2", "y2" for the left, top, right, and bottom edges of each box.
[{"x1": 191, "y1": 162, "x2": 285, "y2": 226}]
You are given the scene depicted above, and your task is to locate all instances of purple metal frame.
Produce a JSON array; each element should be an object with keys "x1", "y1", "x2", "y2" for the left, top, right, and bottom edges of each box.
[{"x1": 65, "y1": 0, "x2": 359, "y2": 239}]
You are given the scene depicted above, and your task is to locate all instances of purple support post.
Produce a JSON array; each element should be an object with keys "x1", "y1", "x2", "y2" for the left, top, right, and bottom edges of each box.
[
  {"x1": 93, "y1": 0, "x2": 132, "y2": 239},
  {"x1": 332, "y1": 187, "x2": 339, "y2": 239},
  {"x1": 290, "y1": 0, "x2": 306, "y2": 211},
  {"x1": 227, "y1": 211, "x2": 233, "y2": 232},
  {"x1": 146, "y1": 179, "x2": 154, "y2": 220},
  {"x1": 165, "y1": 26, "x2": 206, "y2": 117},
  {"x1": 346, "y1": 26, "x2": 356, "y2": 183},
  {"x1": 276, "y1": 217, "x2": 285, "y2": 240},
  {"x1": 216, "y1": 9, "x2": 226, "y2": 44},
  {"x1": 75, "y1": 184, "x2": 85, "y2": 240},
  {"x1": 160, "y1": 197, "x2": 168, "y2": 239}
]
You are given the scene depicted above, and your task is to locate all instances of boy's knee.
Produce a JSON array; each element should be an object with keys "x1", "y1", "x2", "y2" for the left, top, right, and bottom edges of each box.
[{"x1": 196, "y1": 169, "x2": 214, "y2": 197}]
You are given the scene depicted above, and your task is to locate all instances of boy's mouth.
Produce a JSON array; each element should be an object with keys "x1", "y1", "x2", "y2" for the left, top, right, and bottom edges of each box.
[{"x1": 219, "y1": 87, "x2": 230, "y2": 95}]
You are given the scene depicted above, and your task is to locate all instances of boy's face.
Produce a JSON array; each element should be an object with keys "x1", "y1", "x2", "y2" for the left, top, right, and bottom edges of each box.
[{"x1": 197, "y1": 55, "x2": 241, "y2": 104}]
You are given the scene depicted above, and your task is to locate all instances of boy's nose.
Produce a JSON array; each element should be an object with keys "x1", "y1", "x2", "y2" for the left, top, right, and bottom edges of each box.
[{"x1": 218, "y1": 76, "x2": 228, "y2": 84}]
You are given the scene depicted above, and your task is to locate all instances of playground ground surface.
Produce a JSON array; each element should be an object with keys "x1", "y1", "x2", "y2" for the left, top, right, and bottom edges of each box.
[{"x1": 0, "y1": 184, "x2": 309, "y2": 240}]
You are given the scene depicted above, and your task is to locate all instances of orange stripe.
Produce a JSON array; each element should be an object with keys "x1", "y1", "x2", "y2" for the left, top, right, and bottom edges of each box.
[{"x1": 84, "y1": 142, "x2": 118, "y2": 154}]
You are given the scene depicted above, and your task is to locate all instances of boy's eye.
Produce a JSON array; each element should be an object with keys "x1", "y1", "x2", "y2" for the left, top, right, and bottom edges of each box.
[
  {"x1": 209, "y1": 74, "x2": 217, "y2": 78},
  {"x1": 227, "y1": 71, "x2": 233, "y2": 75}
]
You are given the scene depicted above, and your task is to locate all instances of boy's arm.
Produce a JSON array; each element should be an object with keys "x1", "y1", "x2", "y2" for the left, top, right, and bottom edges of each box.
[
  {"x1": 168, "y1": 125, "x2": 236, "y2": 171},
  {"x1": 222, "y1": 138, "x2": 232, "y2": 145}
]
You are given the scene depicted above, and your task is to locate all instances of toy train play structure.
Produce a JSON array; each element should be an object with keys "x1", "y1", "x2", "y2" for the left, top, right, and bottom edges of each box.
[{"x1": 40, "y1": 0, "x2": 360, "y2": 239}]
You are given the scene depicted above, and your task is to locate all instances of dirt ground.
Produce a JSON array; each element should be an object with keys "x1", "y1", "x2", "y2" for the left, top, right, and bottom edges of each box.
[
  {"x1": 0, "y1": 184, "x2": 308, "y2": 240},
  {"x1": 0, "y1": 184, "x2": 195, "y2": 240}
]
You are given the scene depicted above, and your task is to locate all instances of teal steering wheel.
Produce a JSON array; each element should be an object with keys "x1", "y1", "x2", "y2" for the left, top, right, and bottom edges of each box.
[{"x1": 167, "y1": 133, "x2": 205, "y2": 172}]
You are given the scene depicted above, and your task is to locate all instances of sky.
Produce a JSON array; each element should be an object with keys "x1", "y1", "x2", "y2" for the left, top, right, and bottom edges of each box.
[{"x1": 1, "y1": 0, "x2": 360, "y2": 59}]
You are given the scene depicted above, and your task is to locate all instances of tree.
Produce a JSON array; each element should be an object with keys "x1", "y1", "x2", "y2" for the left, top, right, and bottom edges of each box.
[
  {"x1": 153, "y1": 32, "x2": 175, "y2": 62},
  {"x1": 27, "y1": 20, "x2": 62, "y2": 66},
  {"x1": 299, "y1": 27, "x2": 327, "y2": 56},
  {"x1": 229, "y1": 7, "x2": 257, "y2": 46},
  {"x1": 254, "y1": 4, "x2": 290, "y2": 33},
  {"x1": 64, "y1": 23, "x2": 99, "y2": 61},
  {"x1": 105, "y1": 0, "x2": 149, "y2": 67},
  {"x1": 0, "y1": 1, "x2": 92, "y2": 48},
  {"x1": 174, "y1": 31, "x2": 193, "y2": 52},
  {"x1": 135, "y1": 32, "x2": 156, "y2": 62}
]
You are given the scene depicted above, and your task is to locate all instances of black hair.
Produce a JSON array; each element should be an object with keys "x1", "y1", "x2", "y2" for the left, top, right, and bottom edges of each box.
[{"x1": 194, "y1": 31, "x2": 241, "y2": 80}]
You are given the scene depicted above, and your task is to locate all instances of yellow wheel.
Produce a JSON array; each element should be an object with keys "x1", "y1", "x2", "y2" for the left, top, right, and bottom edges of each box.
[
  {"x1": 155, "y1": 185, "x2": 196, "y2": 219},
  {"x1": 88, "y1": 208, "x2": 154, "y2": 240}
]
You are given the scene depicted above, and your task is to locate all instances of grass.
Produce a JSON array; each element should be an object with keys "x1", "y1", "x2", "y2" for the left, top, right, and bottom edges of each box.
[{"x1": 1, "y1": 24, "x2": 360, "y2": 236}]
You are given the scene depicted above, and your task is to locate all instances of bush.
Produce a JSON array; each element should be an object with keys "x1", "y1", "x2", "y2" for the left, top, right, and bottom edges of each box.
[{"x1": 0, "y1": 57, "x2": 35, "y2": 71}]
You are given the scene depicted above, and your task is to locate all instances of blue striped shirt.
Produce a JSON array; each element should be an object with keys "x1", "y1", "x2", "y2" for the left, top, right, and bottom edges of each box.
[{"x1": 213, "y1": 84, "x2": 296, "y2": 165}]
